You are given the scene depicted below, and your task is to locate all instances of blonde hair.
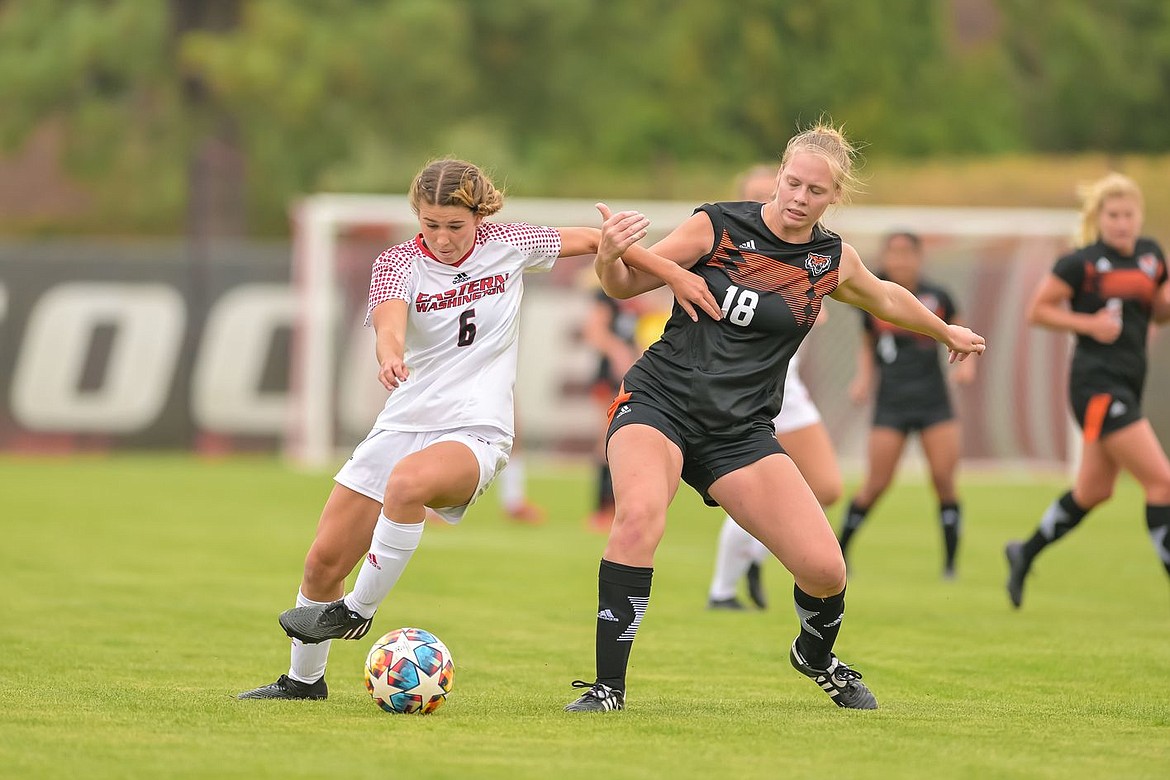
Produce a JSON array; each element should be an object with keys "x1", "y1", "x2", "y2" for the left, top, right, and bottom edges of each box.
[
  {"x1": 409, "y1": 159, "x2": 504, "y2": 217},
  {"x1": 1075, "y1": 172, "x2": 1143, "y2": 247},
  {"x1": 780, "y1": 120, "x2": 862, "y2": 202}
]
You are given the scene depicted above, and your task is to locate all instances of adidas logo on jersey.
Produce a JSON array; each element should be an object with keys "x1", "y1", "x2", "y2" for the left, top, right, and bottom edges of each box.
[
  {"x1": 597, "y1": 609, "x2": 620, "y2": 622},
  {"x1": 1109, "y1": 400, "x2": 1128, "y2": 418},
  {"x1": 615, "y1": 405, "x2": 632, "y2": 419},
  {"x1": 738, "y1": 240, "x2": 757, "y2": 250},
  {"x1": 452, "y1": 272, "x2": 470, "y2": 284}
]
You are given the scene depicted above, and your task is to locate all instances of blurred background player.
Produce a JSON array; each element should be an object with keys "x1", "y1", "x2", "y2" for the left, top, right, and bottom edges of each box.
[
  {"x1": 837, "y1": 232, "x2": 975, "y2": 578},
  {"x1": 581, "y1": 285, "x2": 644, "y2": 533},
  {"x1": 707, "y1": 165, "x2": 843, "y2": 610},
  {"x1": 496, "y1": 415, "x2": 546, "y2": 524},
  {"x1": 1006, "y1": 172, "x2": 1170, "y2": 607},
  {"x1": 582, "y1": 277, "x2": 673, "y2": 533}
]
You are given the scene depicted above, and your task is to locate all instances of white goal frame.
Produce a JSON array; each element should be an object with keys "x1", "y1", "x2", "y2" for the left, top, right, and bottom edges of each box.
[{"x1": 288, "y1": 193, "x2": 1078, "y2": 470}]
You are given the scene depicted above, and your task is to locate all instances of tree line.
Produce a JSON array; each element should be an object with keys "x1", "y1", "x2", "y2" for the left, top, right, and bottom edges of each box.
[{"x1": 2, "y1": 0, "x2": 1168, "y2": 234}]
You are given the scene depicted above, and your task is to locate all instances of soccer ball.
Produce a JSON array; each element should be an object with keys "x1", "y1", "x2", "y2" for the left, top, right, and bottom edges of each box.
[{"x1": 363, "y1": 627, "x2": 455, "y2": 714}]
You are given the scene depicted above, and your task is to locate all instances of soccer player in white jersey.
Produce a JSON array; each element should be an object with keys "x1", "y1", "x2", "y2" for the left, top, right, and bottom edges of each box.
[
  {"x1": 239, "y1": 158, "x2": 721, "y2": 700},
  {"x1": 707, "y1": 166, "x2": 843, "y2": 611}
]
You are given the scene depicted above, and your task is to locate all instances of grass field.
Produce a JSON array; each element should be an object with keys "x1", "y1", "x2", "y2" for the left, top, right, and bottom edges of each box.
[{"x1": 2, "y1": 455, "x2": 1168, "y2": 779}]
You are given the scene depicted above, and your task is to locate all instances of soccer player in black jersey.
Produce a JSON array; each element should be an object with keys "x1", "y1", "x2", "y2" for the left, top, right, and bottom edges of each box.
[
  {"x1": 563, "y1": 122, "x2": 986, "y2": 713},
  {"x1": 1006, "y1": 172, "x2": 1170, "y2": 608},
  {"x1": 581, "y1": 290, "x2": 641, "y2": 533},
  {"x1": 838, "y1": 232, "x2": 975, "y2": 578}
]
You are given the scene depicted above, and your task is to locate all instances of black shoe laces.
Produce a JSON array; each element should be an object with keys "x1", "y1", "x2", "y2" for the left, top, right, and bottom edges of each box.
[
  {"x1": 833, "y1": 664, "x2": 864, "y2": 684},
  {"x1": 570, "y1": 680, "x2": 614, "y2": 699}
]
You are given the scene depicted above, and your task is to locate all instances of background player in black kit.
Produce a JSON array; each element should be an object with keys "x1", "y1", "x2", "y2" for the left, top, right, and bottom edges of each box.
[
  {"x1": 564, "y1": 122, "x2": 986, "y2": 713},
  {"x1": 838, "y1": 232, "x2": 976, "y2": 578},
  {"x1": 1006, "y1": 172, "x2": 1170, "y2": 607}
]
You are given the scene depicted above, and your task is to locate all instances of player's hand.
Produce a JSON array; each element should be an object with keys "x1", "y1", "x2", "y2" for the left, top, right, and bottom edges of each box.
[
  {"x1": 664, "y1": 265, "x2": 722, "y2": 322},
  {"x1": 596, "y1": 203, "x2": 650, "y2": 264},
  {"x1": 378, "y1": 358, "x2": 410, "y2": 392},
  {"x1": 943, "y1": 324, "x2": 986, "y2": 363},
  {"x1": 1086, "y1": 307, "x2": 1123, "y2": 344}
]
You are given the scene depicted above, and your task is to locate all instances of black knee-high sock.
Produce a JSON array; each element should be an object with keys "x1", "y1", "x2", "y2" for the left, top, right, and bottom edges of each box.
[
  {"x1": 596, "y1": 464, "x2": 615, "y2": 510},
  {"x1": 838, "y1": 500, "x2": 870, "y2": 555},
  {"x1": 793, "y1": 584, "x2": 845, "y2": 670},
  {"x1": 1022, "y1": 491, "x2": 1088, "y2": 564},
  {"x1": 1146, "y1": 504, "x2": 1170, "y2": 578},
  {"x1": 595, "y1": 559, "x2": 652, "y2": 691},
  {"x1": 940, "y1": 501, "x2": 961, "y2": 570}
]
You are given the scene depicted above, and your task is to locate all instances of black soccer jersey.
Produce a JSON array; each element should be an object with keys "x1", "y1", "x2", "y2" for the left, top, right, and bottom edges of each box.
[
  {"x1": 1052, "y1": 237, "x2": 1167, "y2": 395},
  {"x1": 861, "y1": 280, "x2": 957, "y2": 411},
  {"x1": 621, "y1": 201, "x2": 841, "y2": 437}
]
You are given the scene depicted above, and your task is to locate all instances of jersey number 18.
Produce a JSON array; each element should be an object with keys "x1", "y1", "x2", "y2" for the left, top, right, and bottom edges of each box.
[{"x1": 720, "y1": 285, "x2": 759, "y2": 326}]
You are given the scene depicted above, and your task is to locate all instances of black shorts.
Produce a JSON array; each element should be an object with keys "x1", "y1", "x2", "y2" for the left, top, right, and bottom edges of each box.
[
  {"x1": 872, "y1": 399, "x2": 954, "y2": 434},
  {"x1": 1069, "y1": 384, "x2": 1142, "y2": 443},
  {"x1": 605, "y1": 397, "x2": 783, "y2": 508}
]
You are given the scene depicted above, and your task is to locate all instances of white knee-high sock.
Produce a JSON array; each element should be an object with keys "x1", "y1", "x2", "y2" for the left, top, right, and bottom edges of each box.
[
  {"x1": 343, "y1": 514, "x2": 424, "y2": 619},
  {"x1": 709, "y1": 515, "x2": 757, "y2": 600},
  {"x1": 499, "y1": 455, "x2": 526, "y2": 509},
  {"x1": 289, "y1": 590, "x2": 333, "y2": 684}
]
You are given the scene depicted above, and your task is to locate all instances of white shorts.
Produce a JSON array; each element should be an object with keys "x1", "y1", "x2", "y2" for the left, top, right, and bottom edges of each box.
[
  {"x1": 334, "y1": 425, "x2": 513, "y2": 524},
  {"x1": 773, "y1": 359, "x2": 822, "y2": 435}
]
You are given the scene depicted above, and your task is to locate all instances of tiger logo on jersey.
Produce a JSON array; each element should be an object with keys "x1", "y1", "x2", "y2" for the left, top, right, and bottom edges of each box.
[{"x1": 805, "y1": 252, "x2": 833, "y2": 276}]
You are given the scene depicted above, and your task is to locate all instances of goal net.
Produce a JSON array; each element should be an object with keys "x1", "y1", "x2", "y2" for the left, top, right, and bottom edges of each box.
[{"x1": 287, "y1": 194, "x2": 1079, "y2": 473}]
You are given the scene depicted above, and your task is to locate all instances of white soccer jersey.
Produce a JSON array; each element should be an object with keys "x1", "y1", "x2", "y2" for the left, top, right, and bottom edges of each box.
[{"x1": 364, "y1": 221, "x2": 562, "y2": 436}]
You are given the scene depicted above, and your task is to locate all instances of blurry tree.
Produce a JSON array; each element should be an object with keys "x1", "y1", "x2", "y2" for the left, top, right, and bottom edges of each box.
[
  {"x1": 1, "y1": 0, "x2": 1168, "y2": 234},
  {"x1": 999, "y1": 0, "x2": 1170, "y2": 152},
  {"x1": 0, "y1": 0, "x2": 185, "y2": 229}
]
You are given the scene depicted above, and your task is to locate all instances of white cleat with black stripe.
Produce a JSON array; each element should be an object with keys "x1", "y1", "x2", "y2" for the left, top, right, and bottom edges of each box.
[
  {"x1": 278, "y1": 599, "x2": 373, "y2": 644},
  {"x1": 789, "y1": 640, "x2": 878, "y2": 710},
  {"x1": 564, "y1": 680, "x2": 625, "y2": 712}
]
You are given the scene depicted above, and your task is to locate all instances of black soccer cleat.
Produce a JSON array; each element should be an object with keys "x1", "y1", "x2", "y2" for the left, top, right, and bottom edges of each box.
[
  {"x1": 746, "y1": 561, "x2": 768, "y2": 609},
  {"x1": 278, "y1": 599, "x2": 373, "y2": 644},
  {"x1": 564, "y1": 680, "x2": 625, "y2": 712},
  {"x1": 707, "y1": 596, "x2": 747, "y2": 611},
  {"x1": 789, "y1": 640, "x2": 878, "y2": 710},
  {"x1": 237, "y1": 674, "x2": 328, "y2": 700},
  {"x1": 1005, "y1": 541, "x2": 1029, "y2": 608}
]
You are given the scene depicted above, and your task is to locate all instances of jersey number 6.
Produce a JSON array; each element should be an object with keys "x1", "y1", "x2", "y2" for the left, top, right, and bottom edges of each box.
[{"x1": 457, "y1": 308, "x2": 477, "y2": 346}]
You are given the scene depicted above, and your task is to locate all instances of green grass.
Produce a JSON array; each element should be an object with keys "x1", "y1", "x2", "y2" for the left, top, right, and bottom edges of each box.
[{"x1": 1, "y1": 455, "x2": 1167, "y2": 779}]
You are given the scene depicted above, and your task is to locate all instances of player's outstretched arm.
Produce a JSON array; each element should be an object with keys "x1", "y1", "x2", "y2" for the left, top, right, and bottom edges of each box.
[
  {"x1": 371, "y1": 299, "x2": 410, "y2": 392},
  {"x1": 832, "y1": 243, "x2": 985, "y2": 362},
  {"x1": 594, "y1": 204, "x2": 722, "y2": 322}
]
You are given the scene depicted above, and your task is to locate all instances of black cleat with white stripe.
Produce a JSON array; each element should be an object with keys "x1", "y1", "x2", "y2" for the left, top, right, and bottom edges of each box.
[
  {"x1": 237, "y1": 674, "x2": 327, "y2": 700},
  {"x1": 564, "y1": 680, "x2": 625, "y2": 712},
  {"x1": 278, "y1": 599, "x2": 373, "y2": 644},
  {"x1": 789, "y1": 640, "x2": 878, "y2": 710}
]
